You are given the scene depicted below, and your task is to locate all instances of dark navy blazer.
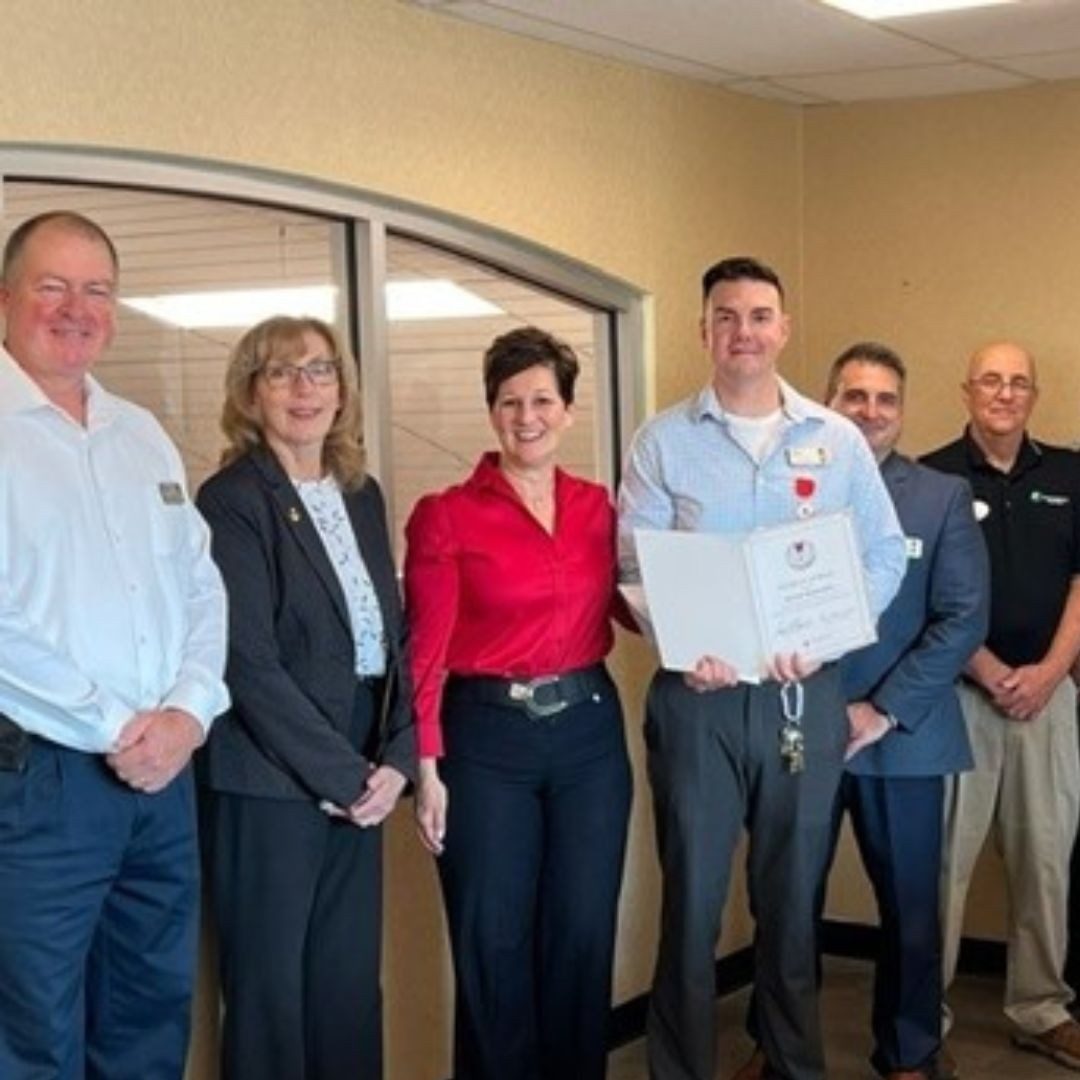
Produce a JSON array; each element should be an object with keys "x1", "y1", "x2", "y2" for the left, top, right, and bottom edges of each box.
[
  {"x1": 195, "y1": 447, "x2": 415, "y2": 806},
  {"x1": 842, "y1": 452, "x2": 989, "y2": 777}
]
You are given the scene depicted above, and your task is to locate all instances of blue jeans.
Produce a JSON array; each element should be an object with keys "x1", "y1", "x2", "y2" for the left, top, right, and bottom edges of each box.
[{"x1": 0, "y1": 740, "x2": 198, "y2": 1080}]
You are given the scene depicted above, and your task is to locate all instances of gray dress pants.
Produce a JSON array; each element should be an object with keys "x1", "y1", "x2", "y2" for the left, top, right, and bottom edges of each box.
[{"x1": 645, "y1": 667, "x2": 847, "y2": 1080}]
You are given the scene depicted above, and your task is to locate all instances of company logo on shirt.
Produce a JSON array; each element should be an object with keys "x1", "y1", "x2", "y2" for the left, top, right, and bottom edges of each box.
[{"x1": 1030, "y1": 490, "x2": 1070, "y2": 507}]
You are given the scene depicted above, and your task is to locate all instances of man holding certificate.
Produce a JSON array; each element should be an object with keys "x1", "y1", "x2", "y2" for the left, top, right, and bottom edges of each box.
[{"x1": 618, "y1": 257, "x2": 906, "y2": 1080}]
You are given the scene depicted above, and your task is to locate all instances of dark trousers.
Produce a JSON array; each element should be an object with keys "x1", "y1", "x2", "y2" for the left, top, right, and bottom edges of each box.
[
  {"x1": 0, "y1": 740, "x2": 199, "y2": 1080},
  {"x1": 644, "y1": 667, "x2": 847, "y2": 1080},
  {"x1": 828, "y1": 773, "x2": 944, "y2": 1076},
  {"x1": 202, "y1": 682, "x2": 382, "y2": 1080},
  {"x1": 437, "y1": 672, "x2": 632, "y2": 1080}
]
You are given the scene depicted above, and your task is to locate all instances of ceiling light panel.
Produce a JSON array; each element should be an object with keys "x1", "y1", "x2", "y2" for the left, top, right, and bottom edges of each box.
[{"x1": 819, "y1": 0, "x2": 1016, "y2": 19}]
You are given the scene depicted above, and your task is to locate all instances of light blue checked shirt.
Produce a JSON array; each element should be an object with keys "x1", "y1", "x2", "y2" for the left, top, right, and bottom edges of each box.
[{"x1": 618, "y1": 378, "x2": 906, "y2": 620}]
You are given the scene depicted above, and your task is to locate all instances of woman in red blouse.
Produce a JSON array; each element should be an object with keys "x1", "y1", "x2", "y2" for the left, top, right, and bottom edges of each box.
[{"x1": 405, "y1": 327, "x2": 632, "y2": 1080}]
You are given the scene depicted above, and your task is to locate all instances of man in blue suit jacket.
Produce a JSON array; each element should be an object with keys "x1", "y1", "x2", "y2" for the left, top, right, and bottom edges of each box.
[
  {"x1": 827, "y1": 343, "x2": 988, "y2": 1079},
  {"x1": 734, "y1": 343, "x2": 988, "y2": 1080}
]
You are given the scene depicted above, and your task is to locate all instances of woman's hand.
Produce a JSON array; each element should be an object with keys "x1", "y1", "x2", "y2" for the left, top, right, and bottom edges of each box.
[
  {"x1": 415, "y1": 758, "x2": 448, "y2": 856},
  {"x1": 349, "y1": 765, "x2": 407, "y2": 827}
]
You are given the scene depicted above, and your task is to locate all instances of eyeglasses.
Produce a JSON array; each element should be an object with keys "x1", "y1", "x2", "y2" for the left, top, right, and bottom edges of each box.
[
  {"x1": 260, "y1": 359, "x2": 340, "y2": 387},
  {"x1": 968, "y1": 373, "x2": 1036, "y2": 397}
]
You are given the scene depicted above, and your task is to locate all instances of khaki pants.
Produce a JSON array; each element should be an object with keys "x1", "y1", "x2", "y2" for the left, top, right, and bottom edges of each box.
[{"x1": 941, "y1": 678, "x2": 1080, "y2": 1035}]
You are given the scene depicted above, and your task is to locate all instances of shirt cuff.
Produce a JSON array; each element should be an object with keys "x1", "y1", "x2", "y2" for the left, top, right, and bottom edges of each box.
[{"x1": 161, "y1": 676, "x2": 230, "y2": 735}]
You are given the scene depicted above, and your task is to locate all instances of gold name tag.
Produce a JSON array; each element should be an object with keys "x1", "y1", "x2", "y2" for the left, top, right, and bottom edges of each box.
[
  {"x1": 787, "y1": 446, "x2": 830, "y2": 467},
  {"x1": 158, "y1": 481, "x2": 185, "y2": 505}
]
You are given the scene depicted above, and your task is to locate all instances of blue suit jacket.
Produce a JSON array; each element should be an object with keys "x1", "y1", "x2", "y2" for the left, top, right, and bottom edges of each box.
[{"x1": 843, "y1": 452, "x2": 989, "y2": 777}]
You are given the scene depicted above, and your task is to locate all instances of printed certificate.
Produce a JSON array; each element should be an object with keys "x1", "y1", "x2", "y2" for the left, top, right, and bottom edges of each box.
[{"x1": 630, "y1": 511, "x2": 876, "y2": 682}]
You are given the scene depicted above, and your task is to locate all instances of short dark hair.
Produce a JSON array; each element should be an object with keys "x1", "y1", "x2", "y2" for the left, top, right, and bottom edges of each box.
[
  {"x1": 483, "y1": 326, "x2": 580, "y2": 408},
  {"x1": 825, "y1": 341, "x2": 907, "y2": 402},
  {"x1": 2, "y1": 211, "x2": 119, "y2": 282},
  {"x1": 701, "y1": 256, "x2": 784, "y2": 305}
]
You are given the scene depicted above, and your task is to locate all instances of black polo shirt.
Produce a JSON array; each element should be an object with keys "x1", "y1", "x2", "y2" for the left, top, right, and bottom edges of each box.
[{"x1": 921, "y1": 429, "x2": 1080, "y2": 667}]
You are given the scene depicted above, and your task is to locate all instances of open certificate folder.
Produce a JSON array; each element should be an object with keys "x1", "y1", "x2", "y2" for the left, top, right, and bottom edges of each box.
[{"x1": 628, "y1": 511, "x2": 876, "y2": 683}]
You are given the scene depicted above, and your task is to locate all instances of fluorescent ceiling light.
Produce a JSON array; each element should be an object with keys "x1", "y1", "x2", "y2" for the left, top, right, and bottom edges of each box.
[
  {"x1": 123, "y1": 280, "x2": 502, "y2": 330},
  {"x1": 385, "y1": 279, "x2": 503, "y2": 321},
  {"x1": 819, "y1": 0, "x2": 1015, "y2": 18},
  {"x1": 123, "y1": 285, "x2": 337, "y2": 329}
]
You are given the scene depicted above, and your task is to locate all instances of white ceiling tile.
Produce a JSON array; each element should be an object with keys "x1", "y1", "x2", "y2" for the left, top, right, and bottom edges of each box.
[
  {"x1": 445, "y1": 1, "x2": 741, "y2": 80},
  {"x1": 889, "y1": 0, "x2": 1080, "y2": 58},
  {"x1": 446, "y1": 0, "x2": 949, "y2": 76},
  {"x1": 724, "y1": 80, "x2": 833, "y2": 105},
  {"x1": 402, "y1": 0, "x2": 1080, "y2": 104},
  {"x1": 778, "y1": 60, "x2": 1030, "y2": 101},
  {"x1": 993, "y1": 47, "x2": 1080, "y2": 78}
]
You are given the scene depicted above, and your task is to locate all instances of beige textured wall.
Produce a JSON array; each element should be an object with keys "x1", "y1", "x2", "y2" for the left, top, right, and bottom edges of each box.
[
  {"x1": 0, "y1": 2, "x2": 804, "y2": 1077},
  {"x1": 802, "y1": 81, "x2": 1080, "y2": 453},
  {"x1": 805, "y1": 81, "x2": 1080, "y2": 937}
]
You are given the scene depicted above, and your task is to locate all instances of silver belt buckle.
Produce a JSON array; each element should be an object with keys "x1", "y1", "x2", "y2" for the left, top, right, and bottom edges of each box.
[{"x1": 508, "y1": 674, "x2": 567, "y2": 718}]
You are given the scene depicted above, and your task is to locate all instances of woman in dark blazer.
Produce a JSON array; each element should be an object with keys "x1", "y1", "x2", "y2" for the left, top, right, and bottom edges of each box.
[{"x1": 196, "y1": 315, "x2": 414, "y2": 1080}]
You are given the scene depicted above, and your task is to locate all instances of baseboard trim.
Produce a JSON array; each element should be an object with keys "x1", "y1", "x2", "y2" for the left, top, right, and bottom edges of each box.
[{"x1": 607, "y1": 921, "x2": 1006, "y2": 1050}]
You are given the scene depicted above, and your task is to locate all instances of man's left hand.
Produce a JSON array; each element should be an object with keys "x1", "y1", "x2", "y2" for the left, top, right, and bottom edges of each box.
[
  {"x1": 844, "y1": 700, "x2": 892, "y2": 761},
  {"x1": 107, "y1": 708, "x2": 204, "y2": 792}
]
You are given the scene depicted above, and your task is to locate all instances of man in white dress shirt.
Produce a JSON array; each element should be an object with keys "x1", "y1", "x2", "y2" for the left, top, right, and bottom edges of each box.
[{"x1": 0, "y1": 211, "x2": 228, "y2": 1079}]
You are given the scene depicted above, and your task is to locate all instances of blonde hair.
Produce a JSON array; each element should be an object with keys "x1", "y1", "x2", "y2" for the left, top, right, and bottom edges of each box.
[{"x1": 220, "y1": 315, "x2": 366, "y2": 490}]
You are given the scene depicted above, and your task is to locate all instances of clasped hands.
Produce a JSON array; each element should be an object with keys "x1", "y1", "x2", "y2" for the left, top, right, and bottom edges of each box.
[
  {"x1": 106, "y1": 707, "x2": 204, "y2": 793},
  {"x1": 971, "y1": 650, "x2": 1061, "y2": 722},
  {"x1": 987, "y1": 662, "x2": 1060, "y2": 722},
  {"x1": 320, "y1": 764, "x2": 407, "y2": 828}
]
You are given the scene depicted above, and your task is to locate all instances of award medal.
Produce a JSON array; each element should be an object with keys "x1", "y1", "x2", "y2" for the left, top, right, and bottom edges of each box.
[{"x1": 794, "y1": 475, "x2": 816, "y2": 519}]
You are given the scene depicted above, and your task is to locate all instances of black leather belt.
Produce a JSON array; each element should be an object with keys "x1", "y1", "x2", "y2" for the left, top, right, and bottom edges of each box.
[
  {"x1": 449, "y1": 665, "x2": 609, "y2": 720},
  {"x1": 0, "y1": 713, "x2": 31, "y2": 772}
]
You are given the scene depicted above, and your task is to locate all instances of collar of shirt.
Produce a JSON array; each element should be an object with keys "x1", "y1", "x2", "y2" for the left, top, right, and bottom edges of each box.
[
  {"x1": 962, "y1": 424, "x2": 1042, "y2": 478},
  {"x1": 689, "y1": 375, "x2": 819, "y2": 429},
  {"x1": 468, "y1": 450, "x2": 569, "y2": 505},
  {"x1": 0, "y1": 345, "x2": 119, "y2": 431}
]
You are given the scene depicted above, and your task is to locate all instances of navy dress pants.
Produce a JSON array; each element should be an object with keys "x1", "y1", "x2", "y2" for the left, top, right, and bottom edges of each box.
[
  {"x1": 833, "y1": 773, "x2": 945, "y2": 1076},
  {"x1": 437, "y1": 672, "x2": 632, "y2": 1080},
  {"x1": 0, "y1": 739, "x2": 199, "y2": 1080}
]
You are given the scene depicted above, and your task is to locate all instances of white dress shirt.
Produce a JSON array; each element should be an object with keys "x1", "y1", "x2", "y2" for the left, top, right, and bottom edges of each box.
[{"x1": 0, "y1": 346, "x2": 229, "y2": 753}]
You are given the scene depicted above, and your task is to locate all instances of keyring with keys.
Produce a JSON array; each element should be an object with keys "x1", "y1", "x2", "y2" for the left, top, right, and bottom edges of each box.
[{"x1": 779, "y1": 680, "x2": 805, "y2": 774}]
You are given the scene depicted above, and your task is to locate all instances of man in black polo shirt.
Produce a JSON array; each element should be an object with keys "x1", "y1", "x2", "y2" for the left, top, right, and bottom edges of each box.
[{"x1": 923, "y1": 340, "x2": 1080, "y2": 1073}]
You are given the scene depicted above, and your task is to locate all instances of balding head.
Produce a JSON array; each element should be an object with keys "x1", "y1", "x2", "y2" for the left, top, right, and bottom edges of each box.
[
  {"x1": 2, "y1": 211, "x2": 118, "y2": 285},
  {"x1": 966, "y1": 341, "x2": 1036, "y2": 385},
  {"x1": 963, "y1": 340, "x2": 1038, "y2": 441}
]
